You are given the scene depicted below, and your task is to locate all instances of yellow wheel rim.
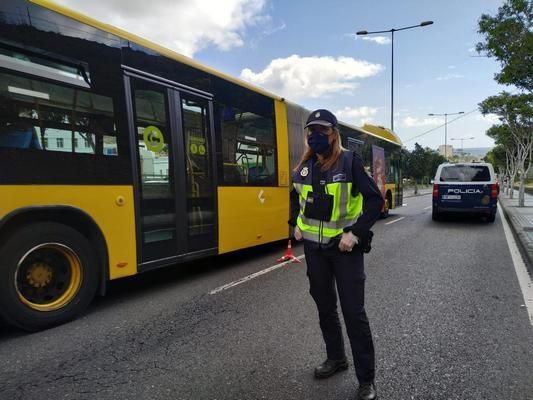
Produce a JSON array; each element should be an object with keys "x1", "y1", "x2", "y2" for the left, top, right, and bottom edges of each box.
[{"x1": 15, "y1": 243, "x2": 83, "y2": 312}]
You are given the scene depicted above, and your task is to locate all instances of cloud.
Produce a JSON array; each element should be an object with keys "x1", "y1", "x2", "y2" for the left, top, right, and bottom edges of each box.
[
  {"x1": 53, "y1": 0, "x2": 268, "y2": 57},
  {"x1": 401, "y1": 116, "x2": 443, "y2": 127},
  {"x1": 436, "y1": 73, "x2": 464, "y2": 81},
  {"x1": 476, "y1": 113, "x2": 501, "y2": 124},
  {"x1": 448, "y1": 65, "x2": 456, "y2": 69},
  {"x1": 251, "y1": 21, "x2": 287, "y2": 48},
  {"x1": 336, "y1": 106, "x2": 379, "y2": 125},
  {"x1": 345, "y1": 34, "x2": 390, "y2": 45},
  {"x1": 239, "y1": 55, "x2": 383, "y2": 100},
  {"x1": 262, "y1": 22, "x2": 287, "y2": 36},
  {"x1": 360, "y1": 36, "x2": 391, "y2": 45}
]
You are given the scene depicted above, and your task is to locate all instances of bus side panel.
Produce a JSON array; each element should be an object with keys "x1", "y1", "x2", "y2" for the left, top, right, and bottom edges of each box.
[
  {"x1": 218, "y1": 187, "x2": 289, "y2": 254},
  {"x1": 0, "y1": 185, "x2": 137, "y2": 280},
  {"x1": 274, "y1": 100, "x2": 290, "y2": 187}
]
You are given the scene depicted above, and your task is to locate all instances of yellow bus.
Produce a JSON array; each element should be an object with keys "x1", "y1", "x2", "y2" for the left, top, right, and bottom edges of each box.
[{"x1": 0, "y1": 0, "x2": 402, "y2": 331}]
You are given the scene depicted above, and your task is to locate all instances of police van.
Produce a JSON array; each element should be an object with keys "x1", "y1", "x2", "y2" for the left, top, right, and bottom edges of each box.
[{"x1": 432, "y1": 162, "x2": 499, "y2": 222}]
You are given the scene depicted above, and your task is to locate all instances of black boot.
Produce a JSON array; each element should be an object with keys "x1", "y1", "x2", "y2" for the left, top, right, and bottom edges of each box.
[
  {"x1": 357, "y1": 382, "x2": 377, "y2": 400},
  {"x1": 314, "y1": 358, "x2": 348, "y2": 379}
]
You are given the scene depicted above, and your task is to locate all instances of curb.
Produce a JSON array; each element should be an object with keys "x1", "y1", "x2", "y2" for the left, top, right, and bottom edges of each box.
[{"x1": 498, "y1": 199, "x2": 533, "y2": 274}]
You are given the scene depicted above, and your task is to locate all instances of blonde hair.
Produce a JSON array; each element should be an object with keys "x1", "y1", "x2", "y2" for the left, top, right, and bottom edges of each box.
[{"x1": 294, "y1": 127, "x2": 345, "y2": 172}]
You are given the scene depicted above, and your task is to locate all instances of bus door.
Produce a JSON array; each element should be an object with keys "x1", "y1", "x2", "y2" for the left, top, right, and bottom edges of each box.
[
  {"x1": 125, "y1": 74, "x2": 217, "y2": 267},
  {"x1": 174, "y1": 91, "x2": 217, "y2": 254}
]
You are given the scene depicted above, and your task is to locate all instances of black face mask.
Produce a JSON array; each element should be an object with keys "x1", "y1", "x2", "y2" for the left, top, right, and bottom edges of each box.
[{"x1": 307, "y1": 131, "x2": 330, "y2": 154}]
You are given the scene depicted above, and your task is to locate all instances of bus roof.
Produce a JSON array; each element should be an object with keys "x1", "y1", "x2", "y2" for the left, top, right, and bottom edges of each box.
[
  {"x1": 361, "y1": 124, "x2": 402, "y2": 146},
  {"x1": 30, "y1": 0, "x2": 283, "y2": 101},
  {"x1": 338, "y1": 120, "x2": 402, "y2": 146}
]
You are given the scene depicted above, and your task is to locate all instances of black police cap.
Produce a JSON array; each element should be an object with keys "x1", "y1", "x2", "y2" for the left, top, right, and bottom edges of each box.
[{"x1": 305, "y1": 109, "x2": 338, "y2": 129}]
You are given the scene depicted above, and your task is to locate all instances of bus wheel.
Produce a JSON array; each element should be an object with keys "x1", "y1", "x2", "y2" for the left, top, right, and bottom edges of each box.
[
  {"x1": 0, "y1": 222, "x2": 99, "y2": 331},
  {"x1": 381, "y1": 193, "x2": 391, "y2": 218}
]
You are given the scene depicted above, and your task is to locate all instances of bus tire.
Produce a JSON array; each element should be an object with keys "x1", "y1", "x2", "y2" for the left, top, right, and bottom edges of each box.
[
  {"x1": 0, "y1": 222, "x2": 99, "y2": 332},
  {"x1": 381, "y1": 192, "x2": 392, "y2": 218}
]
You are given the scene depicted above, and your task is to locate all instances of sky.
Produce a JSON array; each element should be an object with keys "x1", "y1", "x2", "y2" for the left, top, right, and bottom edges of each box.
[{"x1": 53, "y1": 0, "x2": 509, "y2": 151}]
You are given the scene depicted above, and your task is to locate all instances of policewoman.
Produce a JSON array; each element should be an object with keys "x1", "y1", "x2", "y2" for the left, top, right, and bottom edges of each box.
[{"x1": 289, "y1": 109, "x2": 383, "y2": 400}]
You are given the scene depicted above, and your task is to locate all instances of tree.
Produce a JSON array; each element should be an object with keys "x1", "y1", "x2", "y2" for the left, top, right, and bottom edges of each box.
[
  {"x1": 404, "y1": 143, "x2": 426, "y2": 184},
  {"x1": 485, "y1": 144, "x2": 509, "y2": 179},
  {"x1": 426, "y1": 150, "x2": 447, "y2": 180},
  {"x1": 486, "y1": 125, "x2": 519, "y2": 195},
  {"x1": 477, "y1": 0, "x2": 533, "y2": 93},
  {"x1": 404, "y1": 143, "x2": 446, "y2": 187},
  {"x1": 480, "y1": 92, "x2": 533, "y2": 205}
]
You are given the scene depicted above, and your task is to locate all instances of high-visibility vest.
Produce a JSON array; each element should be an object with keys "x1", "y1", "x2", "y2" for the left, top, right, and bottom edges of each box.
[{"x1": 292, "y1": 151, "x2": 363, "y2": 244}]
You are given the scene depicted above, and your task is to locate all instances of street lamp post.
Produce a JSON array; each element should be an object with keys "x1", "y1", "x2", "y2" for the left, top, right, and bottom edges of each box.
[
  {"x1": 450, "y1": 136, "x2": 475, "y2": 157},
  {"x1": 427, "y1": 111, "x2": 464, "y2": 159},
  {"x1": 357, "y1": 21, "x2": 433, "y2": 132}
]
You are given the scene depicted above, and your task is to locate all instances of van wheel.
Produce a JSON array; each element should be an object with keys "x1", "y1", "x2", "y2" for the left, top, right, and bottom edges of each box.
[
  {"x1": 432, "y1": 209, "x2": 440, "y2": 221},
  {"x1": 0, "y1": 222, "x2": 99, "y2": 331},
  {"x1": 486, "y1": 213, "x2": 496, "y2": 223}
]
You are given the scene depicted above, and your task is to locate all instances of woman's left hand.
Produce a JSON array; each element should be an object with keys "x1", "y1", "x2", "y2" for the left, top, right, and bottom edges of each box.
[{"x1": 338, "y1": 231, "x2": 359, "y2": 252}]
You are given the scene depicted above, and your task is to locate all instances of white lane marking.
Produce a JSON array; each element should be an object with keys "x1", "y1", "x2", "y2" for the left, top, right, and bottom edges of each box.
[
  {"x1": 385, "y1": 217, "x2": 405, "y2": 225},
  {"x1": 209, "y1": 255, "x2": 306, "y2": 295},
  {"x1": 402, "y1": 203, "x2": 408, "y2": 206},
  {"x1": 499, "y1": 207, "x2": 533, "y2": 325},
  {"x1": 424, "y1": 206, "x2": 432, "y2": 210}
]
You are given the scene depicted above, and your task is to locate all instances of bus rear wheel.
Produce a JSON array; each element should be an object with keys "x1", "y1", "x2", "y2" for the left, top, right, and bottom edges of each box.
[
  {"x1": 0, "y1": 222, "x2": 99, "y2": 331},
  {"x1": 381, "y1": 192, "x2": 392, "y2": 218}
]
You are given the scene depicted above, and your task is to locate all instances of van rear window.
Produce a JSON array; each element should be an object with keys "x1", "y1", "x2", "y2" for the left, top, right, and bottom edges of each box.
[{"x1": 440, "y1": 165, "x2": 491, "y2": 182}]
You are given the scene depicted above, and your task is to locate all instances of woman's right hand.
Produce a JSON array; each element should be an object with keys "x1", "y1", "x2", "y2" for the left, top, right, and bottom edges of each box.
[{"x1": 294, "y1": 226, "x2": 303, "y2": 241}]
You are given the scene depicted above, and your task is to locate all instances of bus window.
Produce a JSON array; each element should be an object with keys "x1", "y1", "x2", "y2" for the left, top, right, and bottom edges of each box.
[
  {"x1": 218, "y1": 106, "x2": 276, "y2": 186},
  {"x1": 0, "y1": 71, "x2": 117, "y2": 155},
  {"x1": 0, "y1": 122, "x2": 41, "y2": 150}
]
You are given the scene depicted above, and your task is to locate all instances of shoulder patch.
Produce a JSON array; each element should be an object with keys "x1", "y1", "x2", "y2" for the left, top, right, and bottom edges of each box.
[{"x1": 300, "y1": 167, "x2": 309, "y2": 177}]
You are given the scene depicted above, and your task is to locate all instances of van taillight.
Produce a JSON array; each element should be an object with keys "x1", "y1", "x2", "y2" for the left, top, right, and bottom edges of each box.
[
  {"x1": 491, "y1": 184, "x2": 498, "y2": 198},
  {"x1": 433, "y1": 184, "x2": 439, "y2": 198}
]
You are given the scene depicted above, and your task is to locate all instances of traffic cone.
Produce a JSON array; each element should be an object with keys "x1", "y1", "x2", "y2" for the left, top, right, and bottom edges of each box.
[{"x1": 277, "y1": 240, "x2": 302, "y2": 263}]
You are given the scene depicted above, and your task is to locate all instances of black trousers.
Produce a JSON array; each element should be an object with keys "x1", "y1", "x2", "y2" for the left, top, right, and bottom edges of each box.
[{"x1": 304, "y1": 241, "x2": 375, "y2": 383}]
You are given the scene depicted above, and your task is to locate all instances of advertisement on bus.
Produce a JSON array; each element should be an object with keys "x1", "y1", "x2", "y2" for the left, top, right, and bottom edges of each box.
[{"x1": 372, "y1": 145, "x2": 386, "y2": 198}]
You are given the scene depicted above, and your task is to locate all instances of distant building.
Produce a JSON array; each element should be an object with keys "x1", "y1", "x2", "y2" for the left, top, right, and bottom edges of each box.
[
  {"x1": 438, "y1": 145, "x2": 453, "y2": 158},
  {"x1": 450, "y1": 147, "x2": 492, "y2": 162},
  {"x1": 461, "y1": 147, "x2": 491, "y2": 158}
]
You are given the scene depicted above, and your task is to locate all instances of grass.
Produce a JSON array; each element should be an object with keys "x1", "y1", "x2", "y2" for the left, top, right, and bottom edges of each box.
[{"x1": 512, "y1": 180, "x2": 533, "y2": 189}]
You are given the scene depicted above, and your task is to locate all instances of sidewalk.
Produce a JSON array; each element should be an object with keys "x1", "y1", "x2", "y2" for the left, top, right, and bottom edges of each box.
[
  {"x1": 403, "y1": 186, "x2": 433, "y2": 198},
  {"x1": 498, "y1": 189, "x2": 533, "y2": 270}
]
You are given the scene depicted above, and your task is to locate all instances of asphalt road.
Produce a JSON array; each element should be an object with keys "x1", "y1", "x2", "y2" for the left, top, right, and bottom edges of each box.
[{"x1": 1, "y1": 195, "x2": 532, "y2": 400}]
